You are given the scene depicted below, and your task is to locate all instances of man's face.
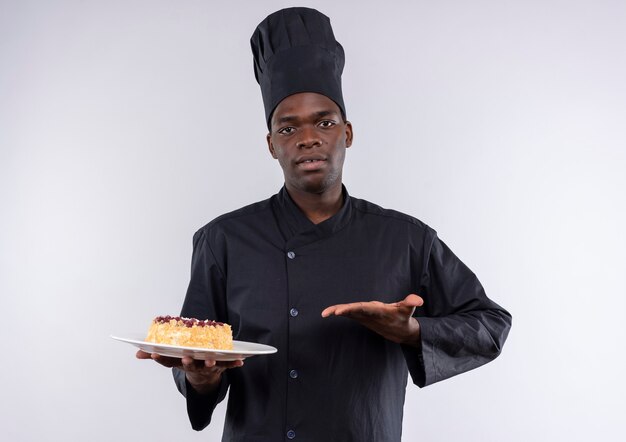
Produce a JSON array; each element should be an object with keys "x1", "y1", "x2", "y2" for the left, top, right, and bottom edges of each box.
[{"x1": 267, "y1": 92, "x2": 353, "y2": 195}]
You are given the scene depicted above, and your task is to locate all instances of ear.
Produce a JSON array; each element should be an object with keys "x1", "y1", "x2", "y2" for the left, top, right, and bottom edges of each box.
[
  {"x1": 267, "y1": 133, "x2": 278, "y2": 159},
  {"x1": 344, "y1": 121, "x2": 354, "y2": 148}
]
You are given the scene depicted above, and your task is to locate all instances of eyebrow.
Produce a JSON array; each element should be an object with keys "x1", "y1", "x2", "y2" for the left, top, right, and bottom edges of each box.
[{"x1": 276, "y1": 110, "x2": 338, "y2": 125}]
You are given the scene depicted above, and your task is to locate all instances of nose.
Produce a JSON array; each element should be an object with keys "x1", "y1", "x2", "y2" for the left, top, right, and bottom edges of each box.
[{"x1": 296, "y1": 126, "x2": 321, "y2": 149}]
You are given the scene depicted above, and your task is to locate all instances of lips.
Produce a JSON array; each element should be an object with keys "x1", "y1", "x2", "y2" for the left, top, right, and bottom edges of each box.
[
  {"x1": 295, "y1": 156, "x2": 327, "y2": 165},
  {"x1": 295, "y1": 156, "x2": 327, "y2": 171}
]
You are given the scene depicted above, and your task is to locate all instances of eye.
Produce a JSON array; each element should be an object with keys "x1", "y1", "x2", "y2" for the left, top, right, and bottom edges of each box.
[
  {"x1": 277, "y1": 126, "x2": 296, "y2": 135},
  {"x1": 318, "y1": 120, "x2": 336, "y2": 128}
]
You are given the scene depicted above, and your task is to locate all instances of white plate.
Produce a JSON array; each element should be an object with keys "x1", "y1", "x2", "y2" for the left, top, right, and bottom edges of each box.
[{"x1": 111, "y1": 332, "x2": 277, "y2": 361}]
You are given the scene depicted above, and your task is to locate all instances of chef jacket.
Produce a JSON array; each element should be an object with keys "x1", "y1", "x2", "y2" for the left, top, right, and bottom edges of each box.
[{"x1": 173, "y1": 186, "x2": 512, "y2": 441}]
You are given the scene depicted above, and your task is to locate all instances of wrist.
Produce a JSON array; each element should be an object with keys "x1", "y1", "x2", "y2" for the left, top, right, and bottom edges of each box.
[
  {"x1": 402, "y1": 318, "x2": 422, "y2": 349},
  {"x1": 186, "y1": 371, "x2": 222, "y2": 395}
]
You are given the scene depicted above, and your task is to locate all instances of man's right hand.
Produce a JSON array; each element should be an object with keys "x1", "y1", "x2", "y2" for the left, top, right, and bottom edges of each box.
[{"x1": 136, "y1": 350, "x2": 243, "y2": 395}]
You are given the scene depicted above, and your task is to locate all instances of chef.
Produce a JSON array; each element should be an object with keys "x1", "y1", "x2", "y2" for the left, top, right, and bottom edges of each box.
[{"x1": 138, "y1": 7, "x2": 512, "y2": 441}]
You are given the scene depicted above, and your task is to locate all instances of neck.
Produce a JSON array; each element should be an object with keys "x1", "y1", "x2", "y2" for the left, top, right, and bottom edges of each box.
[{"x1": 286, "y1": 183, "x2": 344, "y2": 225}]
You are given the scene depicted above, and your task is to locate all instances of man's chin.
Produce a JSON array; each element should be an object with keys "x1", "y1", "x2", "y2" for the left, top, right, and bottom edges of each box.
[
  {"x1": 285, "y1": 171, "x2": 342, "y2": 195},
  {"x1": 297, "y1": 183, "x2": 326, "y2": 194},
  {"x1": 295, "y1": 181, "x2": 340, "y2": 196}
]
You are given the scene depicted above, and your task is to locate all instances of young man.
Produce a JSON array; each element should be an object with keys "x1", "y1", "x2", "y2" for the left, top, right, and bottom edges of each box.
[{"x1": 138, "y1": 8, "x2": 511, "y2": 441}]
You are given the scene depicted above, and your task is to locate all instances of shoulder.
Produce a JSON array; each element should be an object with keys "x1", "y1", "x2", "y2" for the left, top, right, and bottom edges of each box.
[
  {"x1": 194, "y1": 196, "x2": 274, "y2": 240},
  {"x1": 349, "y1": 195, "x2": 440, "y2": 256},
  {"x1": 350, "y1": 196, "x2": 434, "y2": 234}
]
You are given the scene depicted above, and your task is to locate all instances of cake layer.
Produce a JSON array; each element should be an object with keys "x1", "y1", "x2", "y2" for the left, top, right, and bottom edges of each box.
[{"x1": 145, "y1": 315, "x2": 233, "y2": 350}]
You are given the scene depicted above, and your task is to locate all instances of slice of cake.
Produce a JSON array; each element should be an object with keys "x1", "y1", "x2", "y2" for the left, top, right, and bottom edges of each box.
[{"x1": 145, "y1": 315, "x2": 233, "y2": 350}]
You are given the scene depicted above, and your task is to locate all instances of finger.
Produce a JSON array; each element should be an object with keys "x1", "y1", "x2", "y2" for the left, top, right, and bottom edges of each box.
[
  {"x1": 136, "y1": 350, "x2": 152, "y2": 359},
  {"x1": 322, "y1": 302, "x2": 356, "y2": 317},
  {"x1": 396, "y1": 293, "x2": 424, "y2": 308},
  {"x1": 322, "y1": 303, "x2": 358, "y2": 317},
  {"x1": 403, "y1": 294, "x2": 424, "y2": 307},
  {"x1": 321, "y1": 305, "x2": 340, "y2": 317},
  {"x1": 182, "y1": 356, "x2": 202, "y2": 371},
  {"x1": 203, "y1": 358, "x2": 217, "y2": 368},
  {"x1": 151, "y1": 353, "x2": 182, "y2": 368},
  {"x1": 215, "y1": 359, "x2": 245, "y2": 369},
  {"x1": 389, "y1": 296, "x2": 422, "y2": 319},
  {"x1": 324, "y1": 300, "x2": 391, "y2": 318},
  {"x1": 335, "y1": 301, "x2": 387, "y2": 317},
  {"x1": 333, "y1": 302, "x2": 366, "y2": 317}
]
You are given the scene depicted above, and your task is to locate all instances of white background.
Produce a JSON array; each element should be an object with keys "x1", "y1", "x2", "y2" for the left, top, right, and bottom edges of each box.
[{"x1": 1, "y1": 0, "x2": 625, "y2": 440}]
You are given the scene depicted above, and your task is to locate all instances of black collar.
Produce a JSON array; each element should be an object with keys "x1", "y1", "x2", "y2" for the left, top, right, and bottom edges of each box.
[{"x1": 271, "y1": 185, "x2": 353, "y2": 248}]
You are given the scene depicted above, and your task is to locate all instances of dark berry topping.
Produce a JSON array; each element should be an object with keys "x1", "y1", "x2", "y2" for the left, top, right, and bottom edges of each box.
[{"x1": 154, "y1": 316, "x2": 225, "y2": 327}]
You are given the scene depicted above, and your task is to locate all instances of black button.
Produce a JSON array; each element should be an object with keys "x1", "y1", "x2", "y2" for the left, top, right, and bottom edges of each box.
[
  {"x1": 289, "y1": 369, "x2": 298, "y2": 379},
  {"x1": 287, "y1": 429, "x2": 296, "y2": 439},
  {"x1": 290, "y1": 308, "x2": 299, "y2": 317},
  {"x1": 287, "y1": 251, "x2": 296, "y2": 259}
]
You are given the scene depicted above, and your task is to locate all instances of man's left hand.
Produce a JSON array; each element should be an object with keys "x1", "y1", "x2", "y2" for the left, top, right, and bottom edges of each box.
[{"x1": 321, "y1": 294, "x2": 424, "y2": 348}]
